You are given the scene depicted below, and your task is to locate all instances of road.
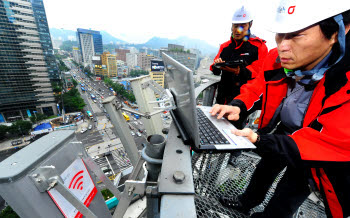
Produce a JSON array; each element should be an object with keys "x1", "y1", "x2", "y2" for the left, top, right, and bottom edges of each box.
[{"x1": 63, "y1": 59, "x2": 148, "y2": 179}]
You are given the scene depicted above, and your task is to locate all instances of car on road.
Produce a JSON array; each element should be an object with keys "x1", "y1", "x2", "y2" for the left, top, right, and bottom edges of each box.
[
  {"x1": 134, "y1": 121, "x2": 138, "y2": 125},
  {"x1": 130, "y1": 131, "x2": 135, "y2": 136},
  {"x1": 129, "y1": 125, "x2": 134, "y2": 130},
  {"x1": 138, "y1": 121, "x2": 143, "y2": 125},
  {"x1": 81, "y1": 128, "x2": 87, "y2": 134},
  {"x1": 11, "y1": 139, "x2": 23, "y2": 146},
  {"x1": 101, "y1": 167, "x2": 112, "y2": 176},
  {"x1": 88, "y1": 125, "x2": 92, "y2": 130},
  {"x1": 136, "y1": 132, "x2": 141, "y2": 137},
  {"x1": 93, "y1": 100, "x2": 97, "y2": 103}
]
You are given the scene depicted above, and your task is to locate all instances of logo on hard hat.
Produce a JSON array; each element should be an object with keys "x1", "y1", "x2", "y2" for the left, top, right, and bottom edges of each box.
[
  {"x1": 277, "y1": 5, "x2": 296, "y2": 14},
  {"x1": 288, "y1": 6, "x2": 295, "y2": 14},
  {"x1": 243, "y1": 14, "x2": 246, "y2": 17}
]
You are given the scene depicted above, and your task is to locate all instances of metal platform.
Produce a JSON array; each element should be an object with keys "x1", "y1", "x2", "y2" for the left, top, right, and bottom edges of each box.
[{"x1": 191, "y1": 152, "x2": 326, "y2": 218}]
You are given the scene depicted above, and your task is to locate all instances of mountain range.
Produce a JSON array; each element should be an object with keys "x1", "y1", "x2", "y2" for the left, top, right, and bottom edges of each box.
[{"x1": 49, "y1": 28, "x2": 218, "y2": 56}]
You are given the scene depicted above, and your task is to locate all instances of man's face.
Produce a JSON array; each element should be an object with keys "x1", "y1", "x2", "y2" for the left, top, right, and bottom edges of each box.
[
  {"x1": 231, "y1": 23, "x2": 250, "y2": 40},
  {"x1": 275, "y1": 25, "x2": 336, "y2": 71}
]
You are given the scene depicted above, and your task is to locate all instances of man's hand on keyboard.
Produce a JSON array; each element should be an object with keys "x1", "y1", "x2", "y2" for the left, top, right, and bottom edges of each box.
[
  {"x1": 232, "y1": 128, "x2": 258, "y2": 143},
  {"x1": 210, "y1": 104, "x2": 241, "y2": 121}
]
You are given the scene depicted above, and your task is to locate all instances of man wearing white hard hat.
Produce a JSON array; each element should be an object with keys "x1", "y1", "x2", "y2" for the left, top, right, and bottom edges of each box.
[
  {"x1": 210, "y1": 5, "x2": 268, "y2": 129},
  {"x1": 211, "y1": 1, "x2": 350, "y2": 217}
]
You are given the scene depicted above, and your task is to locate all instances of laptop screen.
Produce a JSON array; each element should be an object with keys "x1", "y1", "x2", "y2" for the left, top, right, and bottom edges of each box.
[{"x1": 162, "y1": 53, "x2": 199, "y2": 146}]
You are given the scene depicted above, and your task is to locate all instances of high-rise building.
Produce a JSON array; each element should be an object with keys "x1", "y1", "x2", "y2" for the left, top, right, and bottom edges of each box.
[
  {"x1": 92, "y1": 55, "x2": 103, "y2": 76},
  {"x1": 149, "y1": 60, "x2": 165, "y2": 87},
  {"x1": 72, "y1": 47, "x2": 81, "y2": 64},
  {"x1": 102, "y1": 52, "x2": 117, "y2": 78},
  {"x1": 139, "y1": 48, "x2": 160, "y2": 58},
  {"x1": 126, "y1": 53, "x2": 138, "y2": 68},
  {"x1": 166, "y1": 51, "x2": 196, "y2": 71},
  {"x1": 137, "y1": 53, "x2": 156, "y2": 71},
  {"x1": 77, "y1": 28, "x2": 103, "y2": 67},
  {"x1": 128, "y1": 47, "x2": 138, "y2": 54},
  {"x1": 168, "y1": 44, "x2": 185, "y2": 51},
  {"x1": 31, "y1": 0, "x2": 60, "y2": 82},
  {"x1": 93, "y1": 52, "x2": 117, "y2": 78},
  {"x1": 115, "y1": 48, "x2": 130, "y2": 62},
  {"x1": 162, "y1": 44, "x2": 197, "y2": 71},
  {"x1": 0, "y1": 0, "x2": 57, "y2": 122}
]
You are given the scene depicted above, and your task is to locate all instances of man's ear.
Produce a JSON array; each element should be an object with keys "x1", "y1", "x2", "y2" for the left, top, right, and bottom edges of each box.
[
  {"x1": 249, "y1": 21, "x2": 253, "y2": 29},
  {"x1": 345, "y1": 24, "x2": 350, "y2": 34}
]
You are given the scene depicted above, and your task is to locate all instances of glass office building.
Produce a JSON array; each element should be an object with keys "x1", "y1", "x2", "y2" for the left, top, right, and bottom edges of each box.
[
  {"x1": 77, "y1": 28, "x2": 103, "y2": 66},
  {"x1": 0, "y1": 0, "x2": 57, "y2": 122},
  {"x1": 31, "y1": 0, "x2": 60, "y2": 82}
]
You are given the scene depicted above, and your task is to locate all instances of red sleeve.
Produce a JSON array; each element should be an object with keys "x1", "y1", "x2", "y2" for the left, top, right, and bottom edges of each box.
[
  {"x1": 233, "y1": 48, "x2": 279, "y2": 111},
  {"x1": 210, "y1": 40, "x2": 231, "y2": 72},
  {"x1": 290, "y1": 100, "x2": 350, "y2": 162}
]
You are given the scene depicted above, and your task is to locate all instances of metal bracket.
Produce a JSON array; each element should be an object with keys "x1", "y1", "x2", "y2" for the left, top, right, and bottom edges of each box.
[
  {"x1": 112, "y1": 88, "x2": 176, "y2": 120},
  {"x1": 141, "y1": 147, "x2": 163, "y2": 164},
  {"x1": 29, "y1": 165, "x2": 98, "y2": 218},
  {"x1": 82, "y1": 155, "x2": 122, "y2": 199},
  {"x1": 30, "y1": 165, "x2": 62, "y2": 192},
  {"x1": 141, "y1": 80, "x2": 165, "y2": 96},
  {"x1": 112, "y1": 161, "x2": 148, "y2": 218},
  {"x1": 54, "y1": 180, "x2": 98, "y2": 218}
]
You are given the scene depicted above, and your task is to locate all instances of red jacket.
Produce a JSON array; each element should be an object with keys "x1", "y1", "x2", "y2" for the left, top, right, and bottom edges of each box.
[
  {"x1": 230, "y1": 46, "x2": 350, "y2": 217},
  {"x1": 210, "y1": 36, "x2": 268, "y2": 104}
]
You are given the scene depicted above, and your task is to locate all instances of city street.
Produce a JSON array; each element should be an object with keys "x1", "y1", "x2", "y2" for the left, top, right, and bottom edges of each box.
[{"x1": 65, "y1": 60, "x2": 148, "y2": 179}]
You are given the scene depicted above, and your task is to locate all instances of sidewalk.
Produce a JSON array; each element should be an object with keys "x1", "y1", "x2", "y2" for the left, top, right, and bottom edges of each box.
[
  {"x1": 0, "y1": 136, "x2": 30, "y2": 152},
  {"x1": 75, "y1": 120, "x2": 89, "y2": 133},
  {"x1": 86, "y1": 138, "x2": 123, "y2": 157}
]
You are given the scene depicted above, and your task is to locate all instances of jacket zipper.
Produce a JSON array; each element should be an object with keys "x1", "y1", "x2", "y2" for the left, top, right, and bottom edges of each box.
[
  {"x1": 260, "y1": 84, "x2": 269, "y2": 127},
  {"x1": 301, "y1": 90, "x2": 316, "y2": 127}
]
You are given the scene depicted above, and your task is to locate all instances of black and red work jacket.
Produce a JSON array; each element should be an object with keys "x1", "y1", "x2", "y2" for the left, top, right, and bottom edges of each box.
[
  {"x1": 210, "y1": 36, "x2": 268, "y2": 104},
  {"x1": 230, "y1": 46, "x2": 350, "y2": 217}
]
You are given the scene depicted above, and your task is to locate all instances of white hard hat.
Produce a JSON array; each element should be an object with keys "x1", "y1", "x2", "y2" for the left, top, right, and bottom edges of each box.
[
  {"x1": 267, "y1": 0, "x2": 350, "y2": 33},
  {"x1": 232, "y1": 6, "x2": 253, "y2": 24}
]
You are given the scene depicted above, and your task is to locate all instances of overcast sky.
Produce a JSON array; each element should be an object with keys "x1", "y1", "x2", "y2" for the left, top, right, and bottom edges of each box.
[{"x1": 43, "y1": 0, "x2": 278, "y2": 49}]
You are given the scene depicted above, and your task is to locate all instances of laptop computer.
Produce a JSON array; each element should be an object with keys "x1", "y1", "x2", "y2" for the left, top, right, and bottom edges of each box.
[{"x1": 162, "y1": 53, "x2": 256, "y2": 152}]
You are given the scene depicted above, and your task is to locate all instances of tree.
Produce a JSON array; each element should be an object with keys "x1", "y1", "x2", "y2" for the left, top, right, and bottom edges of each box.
[
  {"x1": 59, "y1": 60, "x2": 70, "y2": 72},
  {"x1": 130, "y1": 69, "x2": 148, "y2": 77},
  {"x1": 72, "y1": 79, "x2": 78, "y2": 87},
  {"x1": 101, "y1": 189, "x2": 114, "y2": 200},
  {"x1": 51, "y1": 82, "x2": 63, "y2": 93},
  {"x1": 14, "y1": 120, "x2": 32, "y2": 135},
  {"x1": 30, "y1": 113, "x2": 47, "y2": 124},
  {"x1": 104, "y1": 78, "x2": 136, "y2": 103},
  {"x1": 0, "y1": 206, "x2": 20, "y2": 218},
  {"x1": 62, "y1": 88, "x2": 86, "y2": 112},
  {"x1": 59, "y1": 40, "x2": 78, "y2": 52},
  {"x1": 0, "y1": 125, "x2": 8, "y2": 140}
]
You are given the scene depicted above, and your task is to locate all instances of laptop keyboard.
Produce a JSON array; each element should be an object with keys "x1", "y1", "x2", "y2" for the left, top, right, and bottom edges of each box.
[{"x1": 197, "y1": 108, "x2": 230, "y2": 145}]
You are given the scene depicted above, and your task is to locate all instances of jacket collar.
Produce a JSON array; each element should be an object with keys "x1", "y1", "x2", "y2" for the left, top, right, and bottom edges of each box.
[
  {"x1": 323, "y1": 34, "x2": 350, "y2": 102},
  {"x1": 265, "y1": 68, "x2": 286, "y2": 83}
]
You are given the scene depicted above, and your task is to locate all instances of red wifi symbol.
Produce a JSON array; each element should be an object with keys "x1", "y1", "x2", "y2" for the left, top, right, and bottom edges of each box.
[{"x1": 69, "y1": 170, "x2": 84, "y2": 190}]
